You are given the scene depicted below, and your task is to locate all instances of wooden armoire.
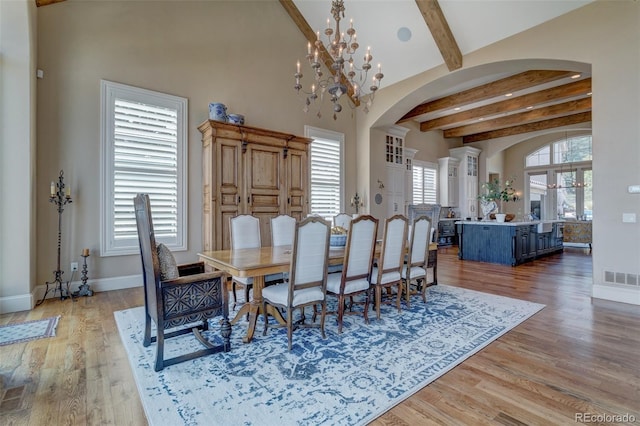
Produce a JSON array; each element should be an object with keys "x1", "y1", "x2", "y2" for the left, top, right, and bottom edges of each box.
[{"x1": 198, "y1": 120, "x2": 311, "y2": 251}]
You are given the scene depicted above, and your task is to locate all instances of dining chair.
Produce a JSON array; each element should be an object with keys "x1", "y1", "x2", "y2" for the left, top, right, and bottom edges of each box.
[
  {"x1": 262, "y1": 216, "x2": 331, "y2": 350},
  {"x1": 271, "y1": 214, "x2": 296, "y2": 247},
  {"x1": 134, "y1": 194, "x2": 230, "y2": 371},
  {"x1": 370, "y1": 214, "x2": 408, "y2": 319},
  {"x1": 408, "y1": 204, "x2": 441, "y2": 285},
  {"x1": 333, "y1": 213, "x2": 352, "y2": 231},
  {"x1": 230, "y1": 214, "x2": 280, "y2": 310},
  {"x1": 326, "y1": 215, "x2": 378, "y2": 333},
  {"x1": 401, "y1": 215, "x2": 433, "y2": 308}
]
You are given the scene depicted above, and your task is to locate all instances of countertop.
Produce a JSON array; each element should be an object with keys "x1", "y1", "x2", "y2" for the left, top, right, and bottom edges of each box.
[{"x1": 455, "y1": 219, "x2": 564, "y2": 227}]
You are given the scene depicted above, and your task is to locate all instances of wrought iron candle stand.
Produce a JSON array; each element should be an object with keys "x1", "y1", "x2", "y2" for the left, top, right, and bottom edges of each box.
[
  {"x1": 37, "y1": 170, "x2": 72, "y2": 306},
  {"x1": 74, "y1": 249, "x2": 93, "y2": 297}
]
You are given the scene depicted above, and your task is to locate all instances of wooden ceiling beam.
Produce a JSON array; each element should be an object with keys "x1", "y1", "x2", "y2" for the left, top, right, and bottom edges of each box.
[
  {"x1": 279, "y1": 0, "x2": 359, "y2": 107},
  {"x1": 420, "y1": 78, "x2": 592, "y2": 131},
  {"x1": 398, "y1": 70, "x2": 576, "y2": 123},
  {"x1": 36, "y1": 0, "x2": 65, "y2": 6},
  {"x1": 415, "y1": 0, "x2": 462, "y2": 71},
  {"x1": 462, "y1": 112, "x2": 592, "y2": 143},
  {"x1": 444, "y1": 97, "x2": 591, "y2": 138}
]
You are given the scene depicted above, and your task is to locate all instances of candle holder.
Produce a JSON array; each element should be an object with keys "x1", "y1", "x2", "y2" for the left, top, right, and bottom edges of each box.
[
  {"x1": 350, "y1": 192, "x2": 362, "y2": 214},
  {"x1": 74, "y1": 250, "x2": 93, "y2": 297},
  {"x1": 37, "y1": 170, "x2": 72, "y2": 305}
]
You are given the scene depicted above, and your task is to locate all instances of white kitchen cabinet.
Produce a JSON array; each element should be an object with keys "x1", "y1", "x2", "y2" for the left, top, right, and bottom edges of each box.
[
  {"x1": 438, "y1": 156, "x2": 459, "y2": 207},
  {"x1": 449, "y1": 147, "x2": 481, "y2": 219}
]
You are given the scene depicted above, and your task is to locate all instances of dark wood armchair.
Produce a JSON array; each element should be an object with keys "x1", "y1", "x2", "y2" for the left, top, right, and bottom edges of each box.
[{"x1": 134, "y1": 194, "x2": 231, "y2": 371}]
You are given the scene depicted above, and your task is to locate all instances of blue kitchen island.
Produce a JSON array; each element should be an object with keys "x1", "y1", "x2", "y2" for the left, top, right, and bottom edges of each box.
[{"x1": 456, "y1": 220, "x2": 564, "y2": 266}]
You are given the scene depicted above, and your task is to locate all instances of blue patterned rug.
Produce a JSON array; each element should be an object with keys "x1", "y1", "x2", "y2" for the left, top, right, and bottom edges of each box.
[
  {"x1": 114, "y1": 285, "x2": 544, "y2": 425},
  {"x1": 0, "y1": 316, "x2": 60, "y2": 346}
]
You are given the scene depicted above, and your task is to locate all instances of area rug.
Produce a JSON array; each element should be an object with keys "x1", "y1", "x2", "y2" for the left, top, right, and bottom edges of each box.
[
  {"x1": 115, "y1": 285, "x2": 544, "y2": 426},
  {"x1": 0, "y1": 316, "x2": 60, "y2": 346}
]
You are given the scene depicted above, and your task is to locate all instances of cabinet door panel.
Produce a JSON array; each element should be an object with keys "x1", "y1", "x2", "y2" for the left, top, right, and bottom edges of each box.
[
  {"x1": 287, "y1": 149, "x2": 308, "y2": 218},
  {"x1": 245, "y1": 145, "x2": 284, "y2": 246},
  {"x1": 216, "y1": 139, "x2": 242, "y2": 250}
]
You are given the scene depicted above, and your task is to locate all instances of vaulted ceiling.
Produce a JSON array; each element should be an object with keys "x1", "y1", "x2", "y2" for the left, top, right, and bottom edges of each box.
[
  {"x1": 37, "y1": 0, "x2": 593, "y2": 143},
  {"x1": 284, "y1": 0, "x2": 593, "y2": 142}
]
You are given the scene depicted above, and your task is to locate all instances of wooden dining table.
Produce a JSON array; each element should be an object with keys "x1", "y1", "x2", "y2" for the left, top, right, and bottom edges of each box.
[
  {"x1": 199, "y1": 240, "x2": 436, "y2": 344},
  {"x1": 198, "y1": 245, "x2": 347, "y2": 343}
]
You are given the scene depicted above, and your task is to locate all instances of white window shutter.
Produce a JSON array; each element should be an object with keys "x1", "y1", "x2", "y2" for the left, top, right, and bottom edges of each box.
[{"x1": 101, "y1": 81, "x2": 187, "y2": 256}]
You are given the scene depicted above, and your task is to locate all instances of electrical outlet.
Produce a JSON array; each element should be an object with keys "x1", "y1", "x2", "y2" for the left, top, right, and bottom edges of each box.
[{"x1": 71, "y1": 262, "x2": 79, "y2": 272}]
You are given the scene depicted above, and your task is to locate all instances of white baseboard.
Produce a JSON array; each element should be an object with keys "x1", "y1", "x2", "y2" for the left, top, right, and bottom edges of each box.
[
  {"x1": 0, "y1": 293, "x2": 33, "y2": 314},
  {"x1": 0, "y1": 275, "x2": 143, "y2": 314},
  {"x1": 592, "y1": 284, "x2": 640, "y2": 305}
]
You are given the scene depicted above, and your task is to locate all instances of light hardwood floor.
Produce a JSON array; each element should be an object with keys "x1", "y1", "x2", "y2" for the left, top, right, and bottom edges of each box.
[{"x1": 1, "y1": 247, "x2": 639, "y2": 425}]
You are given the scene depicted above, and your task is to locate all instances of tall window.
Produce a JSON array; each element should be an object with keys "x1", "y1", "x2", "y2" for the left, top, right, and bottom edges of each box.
[
  {"x1": 305, "y1": 126, "x2": 344, "y2": 220},
  {"x1": 100, "y1": 81, "x2": 187, "y2": 256},
  {"x1": 525, "y1": 135, "x2": 592, "y2": 221},
  {"x1": 412, "y1": 161, "x2": 438, "y2": 204}
]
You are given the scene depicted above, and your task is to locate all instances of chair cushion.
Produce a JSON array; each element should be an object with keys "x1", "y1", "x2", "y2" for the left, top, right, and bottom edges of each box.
[
  {"x1": 401, "y1": 265, "x2": 426, "y2": 280},
  {"x1": 326, "y1": 273, "x2": 370, "y2": 295},
  {"x1": 233, "y1": 276, "x2": 254, "y2": 285},
  {"x1": 370, "y1": 267, "x2": 401, "y2": 285},
  {"x1": 233, "y1": 273, "x2": 283, "y2": 285},
  {"x1": 263, "y1": 283, "x2": 325, "y2": 307},
  {"x1": 157, "y1": 243, "x2": 179, "y2": 280}
]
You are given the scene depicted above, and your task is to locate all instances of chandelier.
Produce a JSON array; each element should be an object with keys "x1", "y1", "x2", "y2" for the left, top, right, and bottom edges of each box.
[
  {"x1": 547, "y1": 132, "x2": 589, "y2": 190},
  {"x1": 294, "y1": 0, "x2": 384, "y2": 119},
  {"x1": 547, "y1": 168, "x2": 587, "y2": 190}
]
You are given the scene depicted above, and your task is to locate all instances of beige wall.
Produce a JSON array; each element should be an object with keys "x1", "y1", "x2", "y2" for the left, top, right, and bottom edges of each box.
[
  {"x1": 0, "y1": 0, "x2": 37, "y2": 312},
  {"x1": 32, "y1": 1, "x2": 356, "y2": 297}
]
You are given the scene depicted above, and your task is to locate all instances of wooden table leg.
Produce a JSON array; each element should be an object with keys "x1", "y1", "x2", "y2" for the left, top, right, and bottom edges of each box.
[{"x1": 231, "y1": 275, "x2": 287, "y2": 343}]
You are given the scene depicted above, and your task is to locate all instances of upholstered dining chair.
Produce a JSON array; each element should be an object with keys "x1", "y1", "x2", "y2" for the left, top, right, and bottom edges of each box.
[
  {"x1": 400, "y1": 215, "x2": 433, "y2": 308},
  {"x1": 408, "y1": 204, "x2": 442, "y2": 285},
  {"x1": 326, "y1": 215, "x2": 378, "y2": 333},
  {"x1": 262, "y1": 216, "x2": 331, "y2": 350},
  {"x1": 271, "y1": 214, "x2": 296, "y2": 247},
  {"x1": 370, "y1": 215, "x2": 408, "y2": 319},
  {"x1": 230, "y1": 215, "x2": 281, "y2": 310},
  {"x1": 134, "y1": 194, "x2": 230, "y2": 371},
  {"x1": 333, "y1": 213, "x2": 352, "y2": 231}
]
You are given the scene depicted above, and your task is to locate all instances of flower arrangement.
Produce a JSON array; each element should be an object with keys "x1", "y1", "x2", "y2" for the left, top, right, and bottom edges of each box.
[{"x1": 478, "y1": 177, "x2": 519, "y2": 203}]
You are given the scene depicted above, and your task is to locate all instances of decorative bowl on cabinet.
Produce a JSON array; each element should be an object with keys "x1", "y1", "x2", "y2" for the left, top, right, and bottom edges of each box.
[{"x1": 227, "y1": 114, "x2": 245, "y2": 125}]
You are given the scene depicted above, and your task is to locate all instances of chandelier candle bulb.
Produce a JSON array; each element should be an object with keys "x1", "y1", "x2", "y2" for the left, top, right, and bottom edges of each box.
[
  {"x1": 82, "y1": 248, "x2": 90, "y2": 257},
  {"x1": 50, "y1": 181, "x2": 55, "y2": 197}
]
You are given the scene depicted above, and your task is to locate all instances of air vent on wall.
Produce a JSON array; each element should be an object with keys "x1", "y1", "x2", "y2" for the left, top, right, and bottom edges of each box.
[{"x1": 604, "y1": 270, "x2": 639, "y2": 286}]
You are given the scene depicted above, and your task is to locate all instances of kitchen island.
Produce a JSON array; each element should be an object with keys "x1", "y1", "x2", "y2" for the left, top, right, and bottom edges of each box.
[{"x1": 456, "y1": 220, "x2": 564, "y2": 266}]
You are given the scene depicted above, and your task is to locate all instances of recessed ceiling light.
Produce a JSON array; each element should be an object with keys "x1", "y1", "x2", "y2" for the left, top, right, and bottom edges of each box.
[
  {"x1": 505, "y1": 93, "x2": 513, "y2": 97},
  {"x1": 397, "y1": 27, "x2": 412, "y2": 42},
  {"x1": 571, "y1": 74, "x2": 581, "y2": 79}
]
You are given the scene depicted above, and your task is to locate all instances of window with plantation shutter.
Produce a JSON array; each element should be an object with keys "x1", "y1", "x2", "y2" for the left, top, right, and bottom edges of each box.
[
  {"x1": 305, "y1": 126, "x2": 344, "y2": 221},
  {"x1": 100, "y1": 81, "x2": 187, "y2": 256},
  {"x1": 412, "y1": 161, "x2": 438, "y2": 204}
]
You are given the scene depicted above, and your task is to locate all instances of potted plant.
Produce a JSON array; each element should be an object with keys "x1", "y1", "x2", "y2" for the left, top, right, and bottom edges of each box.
[{"x1": 478, "y1": 177, "x2": 519, "y2": 221}]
